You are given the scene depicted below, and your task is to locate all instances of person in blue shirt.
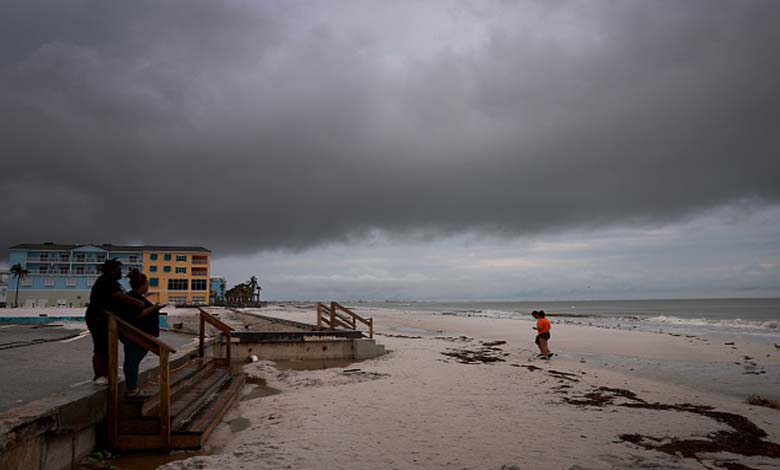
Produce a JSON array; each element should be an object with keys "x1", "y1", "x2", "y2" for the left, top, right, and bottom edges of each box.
[{"x1": 123, "y1": 268, "x2": 166, "y2": 396}]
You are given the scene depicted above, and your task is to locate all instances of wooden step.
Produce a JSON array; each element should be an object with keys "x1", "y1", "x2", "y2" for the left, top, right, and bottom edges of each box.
[
  {"x1": 115, "y1": 373, "x2": 246, "y2": 451},
  {"x1": 122, "y1": 357, "x2": 215, "y2": 417},
  {"x1": 168, "y1": 366, "x2": 231, "y2": 428},
  {"x1": 120, "y1": 366, "x2": 230, "y2": 435},
  {"x1": 172, "y1": 373, "x2": 247, "y2": 450}
]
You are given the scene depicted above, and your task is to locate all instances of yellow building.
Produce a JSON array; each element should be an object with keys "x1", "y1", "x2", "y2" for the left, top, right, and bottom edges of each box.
[{"x1": 142, "y1": 246, "x2": 211, "y2": 305}]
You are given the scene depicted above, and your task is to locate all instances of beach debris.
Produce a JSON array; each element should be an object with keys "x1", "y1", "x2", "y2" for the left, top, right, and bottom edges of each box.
[
  {"x1": 742, "y1": 359, "x2": 766, "y2": 375},
  {"x1": 774, "y1": 343, "x2": 780, "y2": 350},
  {"x1": 339, "y1": 369, "x2": 390, "y2": 381},
  {"x1": 565, "y1": 387, "x2": 780, "y2": 467},
  {"x1": 519, "y1": 364, "x2": 542, "y2": 371},
  {"x1": 547, "y1": 369, "x2": 580, "y2": 382},
  {"x1": 481, "y1": 340, "x2": 507, "y2": 347},
  {"x1": 435, "y1": 335, "x2": 473, "y2": 342},
  {"x1": 746, "y1": 395, "x2": 780, "y2": 410},
  {"x1": 724, "y1": 342, "x2": 735, "y2": 345},
  {"x1": 440, "y1": 342, "x2": 508, "y2": 364}
]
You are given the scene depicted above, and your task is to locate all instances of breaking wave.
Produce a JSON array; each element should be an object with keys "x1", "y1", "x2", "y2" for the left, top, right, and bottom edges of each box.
[{"x1": 644, "y1": 315, "x2": 780, "y2": 330}]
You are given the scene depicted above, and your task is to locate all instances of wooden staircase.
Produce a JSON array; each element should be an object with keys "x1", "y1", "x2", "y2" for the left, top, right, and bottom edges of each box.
[
  {"x1": 106, "y1": 310, "x2": 245, "y2": 452},
  {"x1": 317, "y1": 302, "x2": 374, "y2": 338}
]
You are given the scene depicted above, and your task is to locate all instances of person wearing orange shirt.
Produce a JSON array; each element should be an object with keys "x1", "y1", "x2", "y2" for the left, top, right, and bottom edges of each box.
[{"x1": 532, "y1": 310, "x2": 553, "y2": 359}]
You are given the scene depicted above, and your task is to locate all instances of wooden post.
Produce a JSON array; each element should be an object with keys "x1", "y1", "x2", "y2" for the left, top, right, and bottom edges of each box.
[
  {"x1": 107, "y1": 316, "x2": 119, "y2": 450},
  {"x1": 316, "y1": 303, "x2": 322, "y2": 331},
  {"x1": 329, "y1": 302, "x2": 336, "y2": 332},
  {"x1": 198, "y1": 314, "x2": 205, "y2": 358},
  {"x1": 369, "y1": 318, "x2": 373, "y2": 339},
  {"x1": 225, "y1": 332, "x2": 231, "y2": 367},
  {"x1": 159, "y1": 349, "x2": 171, "y2": 452}
]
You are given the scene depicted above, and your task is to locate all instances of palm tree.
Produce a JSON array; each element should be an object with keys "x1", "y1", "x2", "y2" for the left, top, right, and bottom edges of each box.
[
  {"x1": 248, "y1": 276, "x2": 261, "y2": 302},
  {"x1": 10, "y1": 264, "x2": 30, "y2": 308}
]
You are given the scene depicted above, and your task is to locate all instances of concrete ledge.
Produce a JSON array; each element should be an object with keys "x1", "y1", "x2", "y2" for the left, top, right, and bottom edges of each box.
[
  {"x1": 354, "y1": 339, "x2": 386, "y2": 359},
  {"x1": 233, "y1": 330, "x2": 364, "y2": 343},
  {"x1": 0, "y1": 339, "x2": 206, "y2": 470}
]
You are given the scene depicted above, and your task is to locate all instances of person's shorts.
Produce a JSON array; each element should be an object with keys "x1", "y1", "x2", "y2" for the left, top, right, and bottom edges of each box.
[
  {"x1": 535, "y1": 332, "x2": 551, "y2": 344},
  {"x1": 86, "y1": 316, "x2": 108, "y2": 354}
]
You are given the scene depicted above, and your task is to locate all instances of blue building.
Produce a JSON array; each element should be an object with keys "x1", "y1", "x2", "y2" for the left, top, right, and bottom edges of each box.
[
  {"x1": 7, "y1": 243, "x2": 210, "y2": 308},
  {"x1": 209, "y1": 277, "x2": 226, "y2": 304}
]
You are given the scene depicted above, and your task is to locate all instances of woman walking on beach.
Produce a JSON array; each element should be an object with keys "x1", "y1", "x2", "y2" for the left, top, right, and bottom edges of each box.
[
  {"x1": 86, "y1": 259, "x2": 145, "y2": 384},
  {"x1": 123, "y1": 269, "x2": 165, "y2": 396},
  {"x1": 532, "y1": 310, "x2": 553, "y2": 359}
]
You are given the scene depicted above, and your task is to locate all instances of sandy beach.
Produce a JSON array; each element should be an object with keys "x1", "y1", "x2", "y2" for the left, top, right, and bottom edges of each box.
[{"x1": 149, "y1": 304, "x2": 780, "y2": 470}]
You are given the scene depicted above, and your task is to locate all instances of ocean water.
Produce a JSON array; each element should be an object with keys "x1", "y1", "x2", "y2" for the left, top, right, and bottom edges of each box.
[{"x1": 362, "y1": 298, "x2": 780, "y2": 342}]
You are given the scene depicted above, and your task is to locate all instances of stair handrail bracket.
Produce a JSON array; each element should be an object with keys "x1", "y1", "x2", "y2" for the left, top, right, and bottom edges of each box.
[
  {"x1": 197, "y1": 307, "x2": 235, "y2": 366},
  {"x1": 106, "y1": 310, "x2": 177, "y2": 452},
  {"x1": 317, "y1": 302, "x2": 374, "y2": 338}
]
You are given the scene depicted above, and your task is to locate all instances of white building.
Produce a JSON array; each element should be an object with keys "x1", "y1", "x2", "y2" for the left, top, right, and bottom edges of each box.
[{"x1": 0, "y1": 271, "x2": 8, "y2": 306}]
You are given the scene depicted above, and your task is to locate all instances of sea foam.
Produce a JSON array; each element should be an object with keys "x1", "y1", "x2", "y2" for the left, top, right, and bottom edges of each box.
[{"x1": 644, "y1": 315, "x2": 779, "y2": 330}]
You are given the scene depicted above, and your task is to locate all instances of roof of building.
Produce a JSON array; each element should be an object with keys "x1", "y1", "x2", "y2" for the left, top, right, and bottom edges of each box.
[{"x1": 9, "y1": 243, "x2": 211, "y2": 253}]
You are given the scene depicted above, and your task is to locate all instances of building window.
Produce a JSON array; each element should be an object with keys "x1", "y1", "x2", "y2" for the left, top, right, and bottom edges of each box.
[
  {"x1": 150, "y1": 254, "x2": 158, "y2": 260},
  {"x1": 149, "y1": 266, "x2": 157, "y2": 272},
  {"x1": 39, "y1": 266, "x2": 48, "y2": 274},
  {"x1": 192, "y1": 256, "x2": 208, "y2": 265},
  {"x1": 45, "y1": 277, "x2": 55, "y2": 287},
  {"x1": 149, "y1": 278, "x2": 159, "y2": 287},
  {"x1": 60, "y1": 266, "x2": 69, "y2": 274},
  {"x1": 175, "y1": 267, "x2": 186, "y2": 274},
  {"x1": 40, "y1": 253, "x2": 49, "y2": 261},
  {"x1": 169, "y1": 296, "x2": 187, "y2": 304},
  {"x1": 164, "y1": 254, "x2": 172, "y2": 261},
  {"x1": 176, "y1": 255, "x2": 187, "y2": 262},
  {"x1": 75, "y1": 266, "x2": 85, "y2": 274},
  {"x1": 67, "y1": 278, "x2": 77, "y2": 287},
  {"x1": 96, "y1": 254, "x2": 106, "y2": 262},
  {"x1": 168, "y1": 279, "x2": 188, "y2": 291},
  {"x1": 60, "y1": 254, "x2": 70, "y2": 262},
  {"x1": 129, "y1": 255, "x2": 139, "y2": 264},
  {"x1": 191, "y1": 268, "x2": 208, "y2": 276},
  {"x1": 192, "y1": 296, "x2": 205, "y2": 304},
  {"x1": 191, "y1": 279, "x2": 207, "y2": 291},
  {"x1": 75, "y1": 254, "x2": 85, "y2": 262},
  {"x1": 164, "y1": 266, "x2": 171, "y2": 273}
]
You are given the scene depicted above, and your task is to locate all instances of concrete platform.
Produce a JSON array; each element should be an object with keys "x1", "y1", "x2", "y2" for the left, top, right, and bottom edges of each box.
[{"x1": 0, "y1": 323, "x2": 196, "y2": 412}]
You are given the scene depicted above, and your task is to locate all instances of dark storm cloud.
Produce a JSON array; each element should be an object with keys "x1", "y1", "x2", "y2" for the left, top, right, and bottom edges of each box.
[{"x1": 1, "y1": 0, "x2": 779, "y2": 258}]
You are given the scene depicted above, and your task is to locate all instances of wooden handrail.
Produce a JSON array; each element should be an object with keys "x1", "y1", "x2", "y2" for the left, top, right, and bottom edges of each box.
[
  {"x1": 106, "y1": 310, "x2": 176, "y2": 452},
  {"x1": 316, "y1": 302, "x2": 373, "y2": 338},
  {"x1": 197, "y1": 308, "x2": 234, "y2": 365},
  {"x1": 332, "y1": 302, "x2": 373, "y2": 338}
]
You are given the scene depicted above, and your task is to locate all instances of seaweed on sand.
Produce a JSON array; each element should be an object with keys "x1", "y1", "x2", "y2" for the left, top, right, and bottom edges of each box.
[{"x1": 564, "y1": 386, "x2": 780, "y2": 469}]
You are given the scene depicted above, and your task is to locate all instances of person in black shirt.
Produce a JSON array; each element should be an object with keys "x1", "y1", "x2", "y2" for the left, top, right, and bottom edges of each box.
[
  {"x1": 86, "y1": 259, "x2": 145, "y2": 383},
  {"x1": 123, "y1": 269, "x2": 166, "y2": 395}
]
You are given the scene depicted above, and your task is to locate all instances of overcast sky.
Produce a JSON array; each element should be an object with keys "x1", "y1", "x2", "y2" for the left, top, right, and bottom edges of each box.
[{"x1": 2, "y1": 0, "x2": 779, "y2": 300}]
